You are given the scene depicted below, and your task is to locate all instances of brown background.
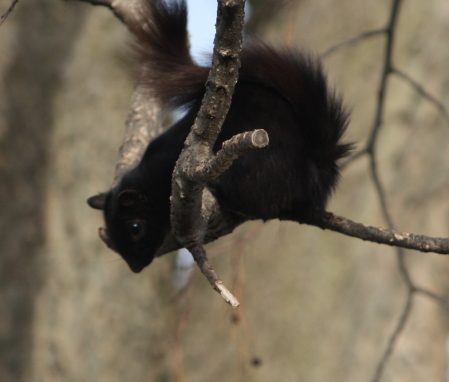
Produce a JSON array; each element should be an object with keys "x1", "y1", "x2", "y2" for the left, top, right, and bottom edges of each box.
[{"x1": 1, "y1": 0, "x2": 449, "y2": 381}]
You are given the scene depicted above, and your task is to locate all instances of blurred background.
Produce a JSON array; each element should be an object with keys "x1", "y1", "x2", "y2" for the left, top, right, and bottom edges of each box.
[{"x1": 1, "y1": 0, "x2": 449, "y2": 381}]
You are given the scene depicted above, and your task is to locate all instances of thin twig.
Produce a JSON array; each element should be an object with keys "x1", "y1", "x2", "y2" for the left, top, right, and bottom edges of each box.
[
  {"x1": 369, "y1": 154, "x2": 394, "y2": 228},
  {"x1": 393, "y1": 68, "x2": 449, "y2": 127},
  {"x1": 371, "y1": 291, "x2": 414, "y2": 382},
  {"x1": 357, "y1": 0, "x2": 449, "y2": 378},
  {"x1": 339, "y1": 147, "x2": 367, "y2": 170},
  {"x1": 188, "y1": 244, "x2": 239, "y2": 307},
  {"x1": 396, "y1": 249, "x2": 414, "y2": 289},
  {"x1": 322, "y1": 29, "x2": 387, "y2": 58},
  {"x1": 0, "y1": 0, "x2": 19, "y2": 26},
  {"x1": 415, "y1": 287, "x2": 449, "y2": 310},
  {"x1": 184, "y1": 130, "x2": 269, "y2": 182},
  {"x1": 308, "y1": 211, "x2": 449, "y2": 254},
  {"x1": 367, "y1": 0, "x2": 403, "y2": 150},
  {"x1": 357, "y1": 3, "x2": 420, "y2": 380}
]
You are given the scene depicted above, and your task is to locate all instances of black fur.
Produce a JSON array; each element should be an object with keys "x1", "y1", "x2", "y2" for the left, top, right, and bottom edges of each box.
[{"x1": 87, "y1": 0, "x2": 352, "y2": 273}]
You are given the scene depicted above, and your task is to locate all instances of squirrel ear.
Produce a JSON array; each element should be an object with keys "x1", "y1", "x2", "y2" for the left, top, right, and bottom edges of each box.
[
  {"x1": 87, "y1": 193, "x2": 107, "y2": 210},
  {"x1": 117, "y1": 190, "x2": 145, "y2": 206}
]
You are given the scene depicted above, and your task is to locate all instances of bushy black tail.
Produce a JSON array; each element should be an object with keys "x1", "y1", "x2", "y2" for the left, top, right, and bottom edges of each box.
[
  {"x1": 129, "y1": 0, "x2": 208, "y2": 108},
  {"x1": 130, "y1": 0, "x2": 351, "y2": 169},
  {"x1": 240, "y1": 43, "x2": 352, "y2": 169}
]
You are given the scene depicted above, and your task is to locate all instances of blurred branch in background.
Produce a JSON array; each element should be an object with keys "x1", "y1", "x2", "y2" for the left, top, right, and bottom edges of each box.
[
  {"x1": 0, "y1": 0, "x2": 19, "y2": 26},
  {"x1": 392, "y1": 68, "x2": 449, "y2": 126},
  {"x1": 323, "y1": 0, "x2": 449, "y2": 380}
]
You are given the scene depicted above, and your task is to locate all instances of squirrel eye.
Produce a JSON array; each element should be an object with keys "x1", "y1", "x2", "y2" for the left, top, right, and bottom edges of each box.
[{"x1": 127, "y1": 220, "x2": 145, "y2": 240}]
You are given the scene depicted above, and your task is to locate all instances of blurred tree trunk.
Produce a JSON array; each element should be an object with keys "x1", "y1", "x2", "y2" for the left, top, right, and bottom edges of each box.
[
  {"x1": 0, "y1": 0, "x2": 85, "y2": 379},
  {"x1": 1, "y1": 0, "x2": 449, "y2": 381},
  {"x1": 0, "y1": 0, "x2": 178, "y2": 381}
]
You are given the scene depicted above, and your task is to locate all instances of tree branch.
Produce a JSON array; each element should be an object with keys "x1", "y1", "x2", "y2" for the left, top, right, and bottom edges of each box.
[
  {"x1": 112, "y1": 84, "x2": 165, "y2": 187},
  {"x1": 308, "y1": 211, "x2": 449, "y2": 254},
  {"x1": 322, "y1": 29, "x2": 386, "y2": 58},
  {"x1": 371, "y1": 291, "x2": 413, "y2": 382},
  {"x1": 0, "y1": 0, "x2": 19, "y2": 27},
  {"x1": 170, "y1": 0, "x2": 247, "y2": 307},
  {"x1": 184, "y1": 130, "x2": 269, "y2": 182},
  {"x1": 392, "y1": 68, "x2": 449, "y2": 127}
]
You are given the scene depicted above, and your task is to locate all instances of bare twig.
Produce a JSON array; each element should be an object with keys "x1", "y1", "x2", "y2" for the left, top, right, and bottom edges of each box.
[
  {"x1": 364, "y1": 2, "x2": 414, "y2": 378},
  {"x1": 189, "y1": 245, "x2": 239, "y2": 308},
  {"x1": 347, "y1": 0, "x2": 449, "y2": 378},
  {"x1": 371, "y1": 291, "x2": 414, "y2": 382},
  {"x1": 0, "y1": 0, "x2": 19, "y2": 26},
  {"x1": 308, "y1": 211, "x2": 449, "y2": 254},
  {"x1": 323, "y1": 0, "x2": 449, "y2": 378},
  {"x1": 184, "y1": 130, "x2": 269, "y2": 182},
  {"x1": 367, "y1": 0, "x2": 403, "y2": 151},
  {"x1": 392, "y1": 68, "x2": 449, "y2": 127},
  {"x1": 322, "y1": 29, "x2": 387, "y2": 58},
  {"x1": 339, "y1": 147, "x2": 367, "y2": 170},
  {"x1": 415, "y1": 287, "x2": 449, "y2": 310},
  {"x1": 315, "y1": 0, "x2": 449, "y2": 376},
  {"x1": 369, "y1": 155, "x2": 394, "y2": 228}
]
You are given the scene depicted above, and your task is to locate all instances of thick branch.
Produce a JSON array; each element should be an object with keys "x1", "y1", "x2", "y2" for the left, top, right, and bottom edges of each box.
[
  {"x1": 171, "y1": 0, "x2": 247, "y2": 306},
  {"x1": 76, "y1": 0, "x2": 166, "y2": 184},
  {"x1": 112, "y1": 85, "x2": 164, "y2": 187}
]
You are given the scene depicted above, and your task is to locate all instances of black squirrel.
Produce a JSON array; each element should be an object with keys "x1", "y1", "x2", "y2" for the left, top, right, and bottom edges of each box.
[{"x1": 87, "y1": 0, "x2": 352, "y2": 273}]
